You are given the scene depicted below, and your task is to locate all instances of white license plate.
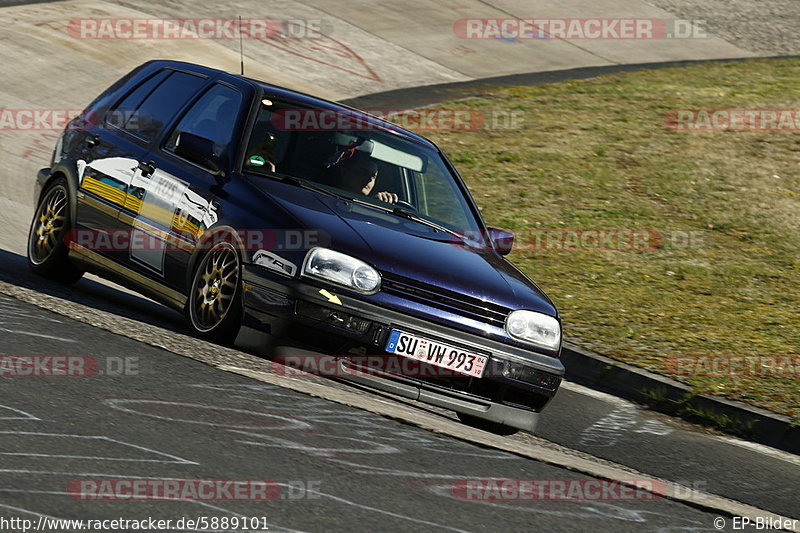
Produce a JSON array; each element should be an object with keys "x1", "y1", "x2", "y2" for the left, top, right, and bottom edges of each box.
[{"x1": 385, "y1": 330, "x2": 487, "y2": 378}]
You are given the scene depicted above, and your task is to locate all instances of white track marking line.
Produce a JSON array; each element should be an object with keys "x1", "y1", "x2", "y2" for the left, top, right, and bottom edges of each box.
[
  {"x1": 0, "y1": 327, "x2": 76, "y2": 342},
  {"x1": 0, "y1": 404, "x2": 40, "y2": 420},
  {"x1": 0, "y1": 431, "x2": 197, "y2": 464}
]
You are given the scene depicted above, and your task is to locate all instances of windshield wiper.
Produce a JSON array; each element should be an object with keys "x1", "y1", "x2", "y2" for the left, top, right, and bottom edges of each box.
[
  {"x1": 255, "y1": 172, "x2": 352, "y2": 201},
  {"x1": 389, "y1": 206, "x2": 468, "y2": 241},
  {"x1": 344, "y1": 196, "x2": 467, "y2": 240}
]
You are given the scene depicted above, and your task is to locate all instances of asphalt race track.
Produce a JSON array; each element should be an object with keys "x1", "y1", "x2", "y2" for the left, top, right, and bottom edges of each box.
[
  {"x1": 0, "y1": 288, "x2": 787, "y2": 532},
  {"x1": 2, "y1": 223, "x2": 799, "y2": 531},
  {"x1": 1, "y1": 0, "x2": 798, "y2": 532}
]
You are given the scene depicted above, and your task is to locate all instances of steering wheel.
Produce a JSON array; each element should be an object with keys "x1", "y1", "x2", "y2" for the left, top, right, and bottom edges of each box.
[{"x1": 394, "y1": 200, "x2": 416, "y2": 210}]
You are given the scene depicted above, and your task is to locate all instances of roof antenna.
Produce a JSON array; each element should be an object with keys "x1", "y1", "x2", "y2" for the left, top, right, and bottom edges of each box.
[{"x1": 238, "y1": 15, "x2": 245, "y2": 75}]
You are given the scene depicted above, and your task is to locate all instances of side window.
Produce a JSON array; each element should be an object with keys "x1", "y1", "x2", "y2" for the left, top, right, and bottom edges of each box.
[
  {"x1": 164, "y1": 83, "x2": 243, "y2": 164},
  {"x1": 106, "y1": 69, "x2": 170, "y2": 130},
  {"x1": 118, "y1": 71, "x2": 207, "y2": 142}
]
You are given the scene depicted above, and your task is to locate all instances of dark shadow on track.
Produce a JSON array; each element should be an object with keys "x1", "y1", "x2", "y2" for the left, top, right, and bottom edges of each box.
[
  {"x1": 0, "y1": 0, "x2": 64, "y2": 7},
  {"x1": 0, "y1": 247, "x2": 187, "y2": 334},
  {"x1": 0, "y1": 246, "x2": 278, "y2": 358}
]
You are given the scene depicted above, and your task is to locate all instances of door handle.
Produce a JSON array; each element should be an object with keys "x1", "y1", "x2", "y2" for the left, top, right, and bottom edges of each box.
[
  {"x1": 137, "y1": 160, "x2": 156, "y2": 177},
  {"x1": 85, "y1": 134, "x2": 99, "y2": 148}
]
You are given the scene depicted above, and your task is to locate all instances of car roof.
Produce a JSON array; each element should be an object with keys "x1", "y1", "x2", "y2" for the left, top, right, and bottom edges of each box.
[{"x1": 142, "y1": 60, "x2": 437, "y2": 149}]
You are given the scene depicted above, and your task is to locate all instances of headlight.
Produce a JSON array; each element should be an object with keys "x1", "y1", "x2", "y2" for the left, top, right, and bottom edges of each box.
[
  {"x1": 505, "y1": 310, "x2": 561, "y2": 350},
  {"x1": 302, "y1": 247, "x2": 381, "y2": 294}
]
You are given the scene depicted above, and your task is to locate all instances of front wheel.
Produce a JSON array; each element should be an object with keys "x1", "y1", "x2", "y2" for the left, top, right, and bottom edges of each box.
[
  {"x1": 27, "y1": 177, "x2": 84, "y2": 284},
  {"x1": 186, "y1": 240, "x2": 243, "y2": 344}
]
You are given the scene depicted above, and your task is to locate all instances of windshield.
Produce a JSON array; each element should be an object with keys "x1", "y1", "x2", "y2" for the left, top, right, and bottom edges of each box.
[{"x1": 242, "y1": 99, "x2": 483, "y2": 234}]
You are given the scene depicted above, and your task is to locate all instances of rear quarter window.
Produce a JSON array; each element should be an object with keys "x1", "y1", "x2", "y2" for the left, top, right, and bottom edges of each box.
[
  {"x1": 107, "y1": 70, "x2": 207, "y2": 143},
  {"x1": 106, "y1": 69, "x2": 170, "y2": 130}
]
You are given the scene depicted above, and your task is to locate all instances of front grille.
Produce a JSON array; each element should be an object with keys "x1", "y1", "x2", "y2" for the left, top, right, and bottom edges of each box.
[{"x1": 380, "y1": 272, "x2": 509, "y2": 328}]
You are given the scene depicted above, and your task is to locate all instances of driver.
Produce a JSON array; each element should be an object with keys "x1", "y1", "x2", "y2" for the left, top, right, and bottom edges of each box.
[{"x1": 336, "y1": 152, "x2": 398, "y2": 204}]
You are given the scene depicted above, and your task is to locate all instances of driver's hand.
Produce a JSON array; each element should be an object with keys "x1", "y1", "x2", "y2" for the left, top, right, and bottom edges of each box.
[{"x1": 375, "y1": 191, "x2": 398, "y2": 203}]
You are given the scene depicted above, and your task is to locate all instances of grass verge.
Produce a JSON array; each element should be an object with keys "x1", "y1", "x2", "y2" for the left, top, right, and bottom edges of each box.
[{"x1": 413, "y1": 58, "x2": 800, "y2": 423}]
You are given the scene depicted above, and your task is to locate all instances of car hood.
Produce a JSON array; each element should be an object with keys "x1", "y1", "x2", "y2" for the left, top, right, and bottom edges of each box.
[{"x1": 252, "y1": 178, "x2": 557, "y2": 317}]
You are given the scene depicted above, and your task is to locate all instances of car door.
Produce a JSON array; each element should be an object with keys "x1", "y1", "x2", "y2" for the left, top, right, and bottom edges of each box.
[
  {"x1": 120, "y1": 81, "x2": 246, "y2": 291},
  {"x1": 74, "y1": 69, "x2": 173, "y2": 262},
  {"x1": 103, "y1": 70, "x2": 209, "y2": 284}
]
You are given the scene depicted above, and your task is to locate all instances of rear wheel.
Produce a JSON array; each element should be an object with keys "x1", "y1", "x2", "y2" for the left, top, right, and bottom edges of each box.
[
  {"x1": 186, "y1": 240, "x2": 242, "y2": 344},
  {"x1": 457, "y1": 412, "x2": 519, "y2": 436},
  {"x1": 27, "y1": 177, "x2": 84, "y2": 284}
]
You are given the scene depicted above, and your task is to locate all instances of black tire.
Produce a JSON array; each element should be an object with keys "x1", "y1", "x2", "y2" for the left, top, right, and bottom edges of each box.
[
  {"x1": 457, "y1": 412, "x2": 519, "y2": 436},
  {"x1": 27, "y1": 177, "x2": 84, "y2": 284},
  {"x1": 186, "y1": 240, "x2": 243, "y2": 344}
]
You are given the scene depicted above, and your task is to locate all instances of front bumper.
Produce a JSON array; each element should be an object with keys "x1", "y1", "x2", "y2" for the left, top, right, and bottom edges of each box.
[{"x1": 241, "y1": 265, "x2": 564, "y2": 431}]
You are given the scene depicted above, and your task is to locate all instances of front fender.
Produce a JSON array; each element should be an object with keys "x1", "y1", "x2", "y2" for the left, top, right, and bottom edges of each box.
[
  {"x1": 36, "y1": 158, "x2": 83, "y2": 225},
  {"x1": 183, "y1": 224, "x2": 248, "y2": 295}
]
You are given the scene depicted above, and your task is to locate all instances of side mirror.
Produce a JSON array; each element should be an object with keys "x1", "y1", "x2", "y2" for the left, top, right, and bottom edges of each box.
[
  {"x1": 175, "y1": 132, "x2": 226, "y2": 182},
  {"x1": 488, "y1": 227, "x2": 515, "y2": 255}
]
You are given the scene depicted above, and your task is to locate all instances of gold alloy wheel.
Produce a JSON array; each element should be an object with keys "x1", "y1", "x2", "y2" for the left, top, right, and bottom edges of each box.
[
  {"x1": 191, "y1": 242, "x2": 240, "y2": 332},
  {"x1": 29, "y1": 185, "x2": 68, "y2": 265}
]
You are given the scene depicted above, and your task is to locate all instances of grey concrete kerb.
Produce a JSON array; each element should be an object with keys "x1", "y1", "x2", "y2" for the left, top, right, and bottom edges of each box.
[{"x1": 561, "y1": 343, "x2": 800, "y2": 454}]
